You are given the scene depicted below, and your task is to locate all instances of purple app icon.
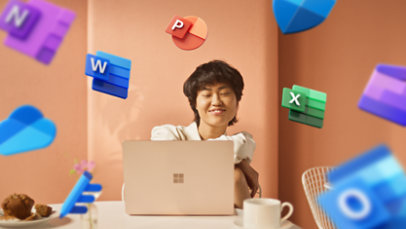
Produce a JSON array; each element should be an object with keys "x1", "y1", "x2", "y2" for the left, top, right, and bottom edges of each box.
[
  {"x1": 0, "y1": 0, "x2": 41, "y2": 40},
  {"x1": 0, "y1": 0, "x2": 75, "y2": 64},
  {"x1": 358, "y1": 64, "x2": 406, "y2": 126}
]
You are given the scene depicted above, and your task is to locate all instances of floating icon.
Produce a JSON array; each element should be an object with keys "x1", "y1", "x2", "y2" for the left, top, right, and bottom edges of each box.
[
  {"x1": 0, "y1": 105, "x2": 56, "y2": 156},
  {"x1": 85, "y1": 51, "x2": 132, "y2": 99},
  {"x1": 165, "y1": 15, "x2": 207, "y2": 50},
  {"x1": 273, "y1": 0, "x2": 336, "y2": 34},
  {"x1": 281, "y1": 85, "x2": 327, "y2": 128},
  {"x1": 318, "y1": 144, "x2": 406, "y2": 229},
  {"x1": 60, "y1": 171, "x2": 102, "y2": 218},
  {"x1": 0, "y1": 0, "x2": 75, "y2": 64},
  {"x1": 359, "y1": 64, "x2": 406, "y2": 126}
]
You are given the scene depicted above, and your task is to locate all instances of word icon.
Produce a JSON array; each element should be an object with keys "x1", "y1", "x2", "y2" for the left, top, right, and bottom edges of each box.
[
  {"x1": 318, "y1": 144, "x2": 406, "y2": 229},
  {"x1": 358, "y1": 64, "x2": 406, "y2": 126},
  {"x1": 85, "y1": 51, "x2": 132, "y2": 99},
  {"x1": 165, "y1": 15, "x2": 207, "y2": 50},
  {"x1": 273, "y1": 0, "x2": 336, "y2": 34},
  {"x1": 0, "y1": 105, "x2": 56, "y2": 156},
  {"x1": 281, "y1": 85, "x2": 327, "y2": 128},
  {"x1": 60, "y1": 171, "x2": 102, "y2": 218},
  {"x1": 0, "y1": 0, "x2": 75, "y2": 64}
]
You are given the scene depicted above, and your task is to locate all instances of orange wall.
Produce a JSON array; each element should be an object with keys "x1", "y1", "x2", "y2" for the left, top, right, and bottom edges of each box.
[
  {"x1": 0, "y1": 0, "x2": 87, "y2": 204},
  {"x1": 3, "y1": 1, "x2": 404, "y2": 228},
  {"x1": 278, "y1": 1, "x2": 406, "y2": 228},
  {"x1": 87, "y1": 0, "x2": 280, "y2": 201}
]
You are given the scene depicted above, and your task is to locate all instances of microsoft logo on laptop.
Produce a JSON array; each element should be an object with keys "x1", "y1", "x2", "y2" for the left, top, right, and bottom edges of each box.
[{"x1": 173, "y1": 173, "x2": 184, "y2": 184}]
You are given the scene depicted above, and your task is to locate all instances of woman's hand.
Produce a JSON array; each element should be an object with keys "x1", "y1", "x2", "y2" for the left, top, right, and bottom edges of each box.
[{"x1": 237, "y1": 159, "x2": 259, "y2": 197}]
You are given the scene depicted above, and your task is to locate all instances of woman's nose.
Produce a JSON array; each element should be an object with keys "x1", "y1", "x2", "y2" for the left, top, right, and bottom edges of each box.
[{"x1": 211, "y1": 94, "x2": 223, "y2": 105}]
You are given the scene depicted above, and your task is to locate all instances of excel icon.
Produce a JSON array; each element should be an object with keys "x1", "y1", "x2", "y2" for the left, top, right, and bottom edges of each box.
[{"x1": 281, "y1": 85, "x2": 327, "y2": 128}]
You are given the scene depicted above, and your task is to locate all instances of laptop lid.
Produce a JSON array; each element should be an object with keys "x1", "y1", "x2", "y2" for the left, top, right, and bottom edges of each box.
[{"x1": 122, "y1": 140, "x2": 234, "y2": 215}]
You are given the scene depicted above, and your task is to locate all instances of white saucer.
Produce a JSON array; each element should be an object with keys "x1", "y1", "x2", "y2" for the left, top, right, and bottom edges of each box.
[
  {"x1": 0, "y1": 208, "x2": 57, "y2": 228},
  {"x1": 233, "y1": 218, "x2": 298, "y2": 229}
]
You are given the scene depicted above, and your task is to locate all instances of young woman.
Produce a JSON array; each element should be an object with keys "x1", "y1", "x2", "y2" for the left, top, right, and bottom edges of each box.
[{"x1": 151, "y1": 60, "x2": 259, "y2": 208}]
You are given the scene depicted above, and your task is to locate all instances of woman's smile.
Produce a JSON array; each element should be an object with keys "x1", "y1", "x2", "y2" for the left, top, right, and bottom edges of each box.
[{"x1": 209, "y1": 108, "x2": 226, "y2": 115}]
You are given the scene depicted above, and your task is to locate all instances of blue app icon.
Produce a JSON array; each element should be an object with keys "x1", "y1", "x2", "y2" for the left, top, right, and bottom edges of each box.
[
  {"x1": 0, "y1": 105, "x2": 56, "y2": 156},
  {"x1": 85, "y1": 51, "x2": 132, "y2": 99},
  {"x1": 273, "y1": 0, "x2": 336, "y2": 34},
  {"x1": 317, "y1": 144, "x2": 406, "y2": 229},
  {"x1": 318, "y1": 178, "x2": 391, "y2": 229}
]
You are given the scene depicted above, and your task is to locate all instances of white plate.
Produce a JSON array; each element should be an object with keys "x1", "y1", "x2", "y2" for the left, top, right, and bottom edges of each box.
[
  {"x1": 0, "y1": 208, "x2": 57, "y2": 228},
  {"x1": 233, "y1": 218, "x2": 298, "y2": 229}
]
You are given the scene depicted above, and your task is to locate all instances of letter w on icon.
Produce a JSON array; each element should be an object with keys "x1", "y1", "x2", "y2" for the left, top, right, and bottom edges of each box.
[
  {"x1": 90, "y1": 58, "x2": 108, "y2": 74},
  {"x1": 6, "y1": 5, "x2": 29, "y2": 28}
]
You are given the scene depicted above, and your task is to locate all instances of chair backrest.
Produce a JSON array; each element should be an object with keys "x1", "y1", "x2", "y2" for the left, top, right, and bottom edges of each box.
[{"x1": 302, "y1": 167, "x2": 336, "y2": 229}]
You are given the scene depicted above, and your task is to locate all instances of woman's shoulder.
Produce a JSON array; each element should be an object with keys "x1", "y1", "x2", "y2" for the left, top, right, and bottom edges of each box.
[
  {"x1": 151, "y1": 123, "x2": 200, "y2": 140},
  {"x1": 151, "y1": 124, "x2": 184, "y2": 140},
  {"x1": 152, "y1": 124, "x2": 180, "y2": 132},
  {"x1": 231, "y1": 131, "x2": 255, "y2": 143}
]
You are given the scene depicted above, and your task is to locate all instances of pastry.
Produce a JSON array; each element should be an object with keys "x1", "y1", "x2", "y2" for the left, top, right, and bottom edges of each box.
[
  {"x1": 35, "y1": 204, "x2": 52, "y2": 217},
  {"x1": 1, "y1": 194, "x2": 34, "y2": 220}
]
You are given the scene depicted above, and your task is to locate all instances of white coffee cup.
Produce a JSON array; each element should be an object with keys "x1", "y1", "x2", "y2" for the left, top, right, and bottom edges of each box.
[{"x1": 243, "y1": 198, "x2": 294, "y2": 229}]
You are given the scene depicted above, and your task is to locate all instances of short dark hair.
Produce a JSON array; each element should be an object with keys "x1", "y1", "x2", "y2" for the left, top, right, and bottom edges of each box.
[{"x1": 183, "y1": 60, "x2": 244, "y2": 126}]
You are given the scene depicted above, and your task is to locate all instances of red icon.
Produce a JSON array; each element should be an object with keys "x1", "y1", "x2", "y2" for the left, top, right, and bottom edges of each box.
[{"x1": 165, "y1": 15, "x2": 207, "y2": 50}]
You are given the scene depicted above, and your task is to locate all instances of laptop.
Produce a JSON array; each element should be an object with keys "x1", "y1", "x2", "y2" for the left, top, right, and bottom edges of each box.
[{"x1": 122, "y1": 140, "x2": 234, "y2": 215}]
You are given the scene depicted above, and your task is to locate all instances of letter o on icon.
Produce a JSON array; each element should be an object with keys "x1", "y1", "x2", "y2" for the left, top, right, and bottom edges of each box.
[{"x1": 338, "y1": 188, "x2": 371, "y2": 220}]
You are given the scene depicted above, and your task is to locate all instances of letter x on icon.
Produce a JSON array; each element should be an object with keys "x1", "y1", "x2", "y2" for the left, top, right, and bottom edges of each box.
[{"x1": 289, "y1": 92, "x2": 301, "y2": 106}]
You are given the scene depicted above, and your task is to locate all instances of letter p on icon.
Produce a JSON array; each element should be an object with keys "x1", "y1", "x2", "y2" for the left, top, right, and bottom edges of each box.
[
  {"x1": 165, "y1": 15, "x2": 192, "y2": 39},
  {"x1": 172, "y1": 19, "x2": 183, "y2": 30}
]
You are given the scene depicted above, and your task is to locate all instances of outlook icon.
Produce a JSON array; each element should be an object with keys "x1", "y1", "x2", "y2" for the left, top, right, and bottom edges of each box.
[{"x1": 318, "y1": 144, "x2": 406, "y2": 229}]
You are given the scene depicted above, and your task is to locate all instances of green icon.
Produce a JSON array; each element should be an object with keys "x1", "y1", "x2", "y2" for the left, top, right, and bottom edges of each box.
[{"x1": 281, "y1": 85, "x2": 327, "y2": 128}]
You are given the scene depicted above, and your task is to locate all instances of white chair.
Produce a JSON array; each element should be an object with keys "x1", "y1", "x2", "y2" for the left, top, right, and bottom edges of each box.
[{"x1": 302, "y1": 167, "x2": 336, "y2": 229}]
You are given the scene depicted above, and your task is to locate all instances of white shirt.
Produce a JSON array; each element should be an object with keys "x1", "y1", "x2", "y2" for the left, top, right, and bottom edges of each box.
[{"x1": 151, "y1": 122, "x2": 256, "y2": 164}]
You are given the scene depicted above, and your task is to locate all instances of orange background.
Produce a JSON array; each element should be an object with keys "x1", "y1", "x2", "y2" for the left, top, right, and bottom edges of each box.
[
  {"x1": 278, "y1": 1, "x2": 406, "y2": 228},
  {"x1": 0, "y1": 0, "x2": 87, "y2": 207},
  {"x1": 1, "y1": 0, "x2": 406, "y2": 228}
]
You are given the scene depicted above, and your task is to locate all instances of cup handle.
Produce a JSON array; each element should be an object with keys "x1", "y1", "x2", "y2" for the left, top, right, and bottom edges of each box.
[{"x1": 281, "y1": 202, "x2": 294, "y2": 222}]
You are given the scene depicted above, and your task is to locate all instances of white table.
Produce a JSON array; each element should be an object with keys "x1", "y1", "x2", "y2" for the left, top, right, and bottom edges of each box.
[{"x1": 31, "y1": 201, "x2": 300, "y2": 229}]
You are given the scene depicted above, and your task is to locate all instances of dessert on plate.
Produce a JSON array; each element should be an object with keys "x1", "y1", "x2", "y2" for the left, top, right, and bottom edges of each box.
[{"x1": 0, "y1": 193, "x2": 53, "y2": 221}]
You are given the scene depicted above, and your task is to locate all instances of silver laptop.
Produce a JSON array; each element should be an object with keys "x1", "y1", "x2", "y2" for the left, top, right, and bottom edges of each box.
[{"x1": 122, "y1": 141, "x2": 234, "y2": 215}]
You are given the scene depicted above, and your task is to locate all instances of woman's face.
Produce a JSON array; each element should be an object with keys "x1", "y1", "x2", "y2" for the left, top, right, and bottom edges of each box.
[{"x1": 195, "y1": 82, "x2": 238, "y2": 128}]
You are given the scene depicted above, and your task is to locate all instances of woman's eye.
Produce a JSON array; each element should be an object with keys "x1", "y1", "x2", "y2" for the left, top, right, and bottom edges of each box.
[
  {"x1": 202, "y1": 94, "x2": 211, "y2": 98},
  {"x1": 220, "y1": 92, "x2": 231, "y2": 96}
]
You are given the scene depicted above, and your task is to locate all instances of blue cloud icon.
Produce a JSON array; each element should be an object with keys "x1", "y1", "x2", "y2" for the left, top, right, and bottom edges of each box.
[{"x1": 0, "y1": 105, "x2": 56, "y2": 156}]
